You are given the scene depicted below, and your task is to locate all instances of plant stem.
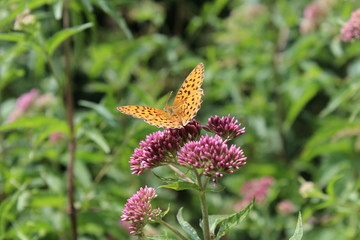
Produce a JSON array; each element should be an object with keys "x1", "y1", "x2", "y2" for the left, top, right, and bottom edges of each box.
[
  {"x1": 157, "y1": 218, "x2": 188, "y2": 240},
  {"x1": 195, "y1": 172, "x2": 211, "y2": 240},
  {"x1": 63, "y1": 2, "x2": 77, "y2": 239},
  {"x1": 168, "y1": 164, "x2": 194, "y2": 184}
]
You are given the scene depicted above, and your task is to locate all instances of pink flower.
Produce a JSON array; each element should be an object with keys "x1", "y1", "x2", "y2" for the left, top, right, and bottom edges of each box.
[
  {"x1": 7, "y1": 110, "x2": 23, "y2": 123},
  {"x1": 299, "y1": 181, "x2": 318, "y2": 198},
  {"x1": 34, "y1": 93, "x2": 55, "y2": 108},
  {"x1": 204, "y1": 115, "x2": 245, "y2": 141},
  {"x1": 7, "y1": 89, "x2": 39, "y2": 122},
  {"x1": 178, "y1": 135, "x2": 247, "y2": 183},
  {"x1": 276, "y1": 200, "x2": 295, "y2": 215},
  {"x1": 14, "y1": 9, "x2": 36, "y2": 30},
  {"x1": 235, "y1": 177, "x2": 274, "y2": 210},
  {"x1": 49, "y1": 132, "x2": 65, "y2": 144},
  {"x1": 17, "y1": 89, "x2": 39, "y2": 111},
  {"x1": 129, "y1": 120, "x2": 201, "y2": 175},
  {"x1": 300, "y1": 1, "x2": 327, "y2": 34},
  {"x1": 341, "y1": 9, "x2": 360, "y2": 42},
  {"x1": 121, "y1": 186, "x2": 162, "y2": 237}
]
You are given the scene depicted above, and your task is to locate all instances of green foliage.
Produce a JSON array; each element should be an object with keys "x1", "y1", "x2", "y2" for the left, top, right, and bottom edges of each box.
[
  {"x1": 289, "y1": 213, "x2": 303, "y2": 240},
  {"x1": 1, "y1": 0, "x2": 360, "y2": 239},
  {"x1": 177, "y1": 208, "x2": 201, "y2": 240}
]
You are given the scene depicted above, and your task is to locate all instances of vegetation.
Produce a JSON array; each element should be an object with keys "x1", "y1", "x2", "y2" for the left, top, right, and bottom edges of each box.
[{"x1": 1, "y1": 0, "x2": 359, "y2": 239}]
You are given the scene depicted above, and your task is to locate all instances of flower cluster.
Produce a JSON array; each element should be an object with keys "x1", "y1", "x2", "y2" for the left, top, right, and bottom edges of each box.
[
  {"x1": 204, "y1": 115, "x2": 245, "y2": 140},
  {"x1": 14, "y1": 9, "x2": 36, "y2": 31},
  {"x1": 341, "y1": 9, "x2": 360, "y2": 42},
  {"x1": 7, "y1": 89, "x2": 39, "y2": 122},
  {"x1": 49, "y1": 132, "x2": 66, "y2": 144},
  {"x1": 123, "y1": 115, "x2": 247, "y2": 235},
  {"x1": 7, "y1": 88, "x2": 55, "y2": 122},
  {"x1": 276, "y1": 200, "x2": 296, "y2": 215},
  {"x1": 178, "y1": 135, "x2": 247, "y2": 183},
  {"x1": 129, "y1": 120, "x2": 201, "y2": 175},
  {"x1": 121, "y1": 186, "x2": 162, "y2": 237},
  {"x1": 300, "y1": 1, "x2": 328, "y2": 34},
  {"x1": 235, "y1": 177, "x2": 274, "y2": 210}
]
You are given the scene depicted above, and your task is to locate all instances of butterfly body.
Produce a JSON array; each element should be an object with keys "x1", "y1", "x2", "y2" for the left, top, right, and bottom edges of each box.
[{"x1": 118, "y1": 63, "x2": 204, "y2": 128}]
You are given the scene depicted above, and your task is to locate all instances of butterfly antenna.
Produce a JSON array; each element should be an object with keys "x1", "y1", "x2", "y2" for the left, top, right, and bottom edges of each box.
[{"x1": 166, "y1": 91, "x2": 173, "y2": 106}]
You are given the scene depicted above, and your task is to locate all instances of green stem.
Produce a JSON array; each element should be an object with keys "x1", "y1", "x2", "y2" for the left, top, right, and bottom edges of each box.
[
  {"x1": 195, "y1": 172, "x2": 211, "y2": 240},
  {"x1": 157, "y1": 218, "x2": 188, "y2": 240},
  {"x1": 168, "y1": 164, "x2": 194, "y2": 184}
]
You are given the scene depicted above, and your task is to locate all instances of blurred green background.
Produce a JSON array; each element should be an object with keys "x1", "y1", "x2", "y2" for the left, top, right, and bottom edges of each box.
[{"x1": 1, "y1": 0, "x2": 360, "y2": 239}]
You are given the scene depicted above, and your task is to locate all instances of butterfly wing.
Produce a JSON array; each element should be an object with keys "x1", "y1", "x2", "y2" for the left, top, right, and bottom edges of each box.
[
  {"x1": 172, "y1": 63, "x2": 204, "y2": 124},
  {"x1": 117, "y1": 106, "x2": 182, "y2": 128}
]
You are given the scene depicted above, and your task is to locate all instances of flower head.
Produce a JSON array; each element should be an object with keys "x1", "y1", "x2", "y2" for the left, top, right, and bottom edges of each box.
[
  {"x1": 299, "y1": 181, "x2": 323, "y2": 198},
  {"x1": 17, "y1": 89, "x2": 40, "y2": 111},
  {"x1": 178, "y1": 135, "x2": 247, "y2": 183},
  {"x1": 235, "y1": 177, "x2": 274, "y2": 209},
  {"x1": 121, "y1": 186, "x2": 162, "y2": 237},
  {"x1": 205, "y1": 115, "x2": 245, "y2": 140},
  {"x1": 7, "y1": 89, "x2": 40, "y2": 122},
  {"x1": 49, "y1": 132, "x2": 66, "y2": 144},
  {"x1": 14, "y1": 9, "x2": 36, "y2": 30},
  {"x1": 300, "y1": 1, "x2": 328, "y2": 34},
  {"x1": 130, "y1": 120, "x2": 201, "y2": 175},
  {"x1": 276, "y1": 200, "x2": 296, "y2": 215},
  {"x1": 341, "y1": 9, "x2": 360, "y2": 42}
]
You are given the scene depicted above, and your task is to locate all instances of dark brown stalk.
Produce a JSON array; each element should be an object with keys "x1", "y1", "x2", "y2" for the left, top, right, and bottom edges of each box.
[{"x1": 63, "y1": 2, "x2": 77, "y2": 239}]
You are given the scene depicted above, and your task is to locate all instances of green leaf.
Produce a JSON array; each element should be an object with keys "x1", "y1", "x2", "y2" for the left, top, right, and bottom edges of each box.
[
  {"x1": 79, "y1": 100, "x2": 119, "y2": 128},
  {"x1": 326, "y1": 174, "x2": 343, "y2": 200},
  {"x1": 160, "y1": 181, "x2": 201, "y2": 192},
  {"x1": 208, "y1": 214, "x2": 232, "y2": 233},
  {"x1": 30, "y1": 192, "x2": 66, "y2": 208},
  {"x1": 146, "y1": 235, "x2": 176, "y2": 240},
  {"x1": 94, "y1": 0, "x2": 132, "y2": 39},
  {"x1": 0, "y1": 116, "x2": 67, "y2": 132},
  {"x1": 289, "y1": 212, "x2": 303, "y2": 240},
  {"x1": 161, "y1": 204, "x2": 171, "y2": 218},
  {"x1": 0, "y1": 184, "x2": 27, "y2": 239},
  {"x1": 45, "y1": 22, "x2": 93, "y2": 55},
  {"x1": 299, "y1": 119, "x2": 360, "y2": 162},
  {"x1": 0, "y1": 33, "x2": 25, "y2": 42},
  {"x1": 177, "y1": 207, "x2": 201, "y2": 240},
  {"x1": 84, "y1": 129, "x2": 110, "y2": 153},
  {"x1": 215, "y1": 200, "x2": 253, "y2": 240},
  {"x1": 285, "y1": 82, "x2": 318, "y2": 128},
  {"x1": 152, "y1": 172, "x2": 179, "y2": 184}
]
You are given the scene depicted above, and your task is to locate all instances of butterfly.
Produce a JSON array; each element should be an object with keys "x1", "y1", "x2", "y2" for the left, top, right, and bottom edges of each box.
[{"x1": 117, "y1": 63, "x2": 204, "y2": 128}]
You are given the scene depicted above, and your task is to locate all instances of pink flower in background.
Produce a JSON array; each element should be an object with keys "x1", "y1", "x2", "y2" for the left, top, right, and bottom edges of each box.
[
  {"x1": 341, "y1": 9, "x2": 360, "y2": 42},
  {"x1": 49, "y1": 132, "x2": 65, "y2": 144},
  {"x1": 14, "y1": 9, "x2": 36, "y2": 30},
  {"x1": 17, "y1": 89, "x2": 39, "y2": 111},
  {"x1": 300, "y1": 1, "x2": 327, "y2": 34},
  {"x1": 121, "y1": 186, "x2": 162, "y2": 237},
  {"x1": 34, "y1": 93, "x2": 55, "y2": 108},
  {"x1": 276, "y1": 200, "x2": 295, "y2": 215},
  {"x1": 235, "y1": 177, "x2": 274, "y2": 210},
  {"x1": 7, "y1": 110, "x2": 22, "y2": 123},
  {"x1": 299, "y1": 181, "x2": 317, "y2": 198},
  {"x1": 7, "y1": 89, "x2": 55, "y2": 122},
  {"x1": 118, "y1": 220, "x2": 131, "y2": 234},
  {"x1": 7, "y1": 89, "x2": 39, "y2": 122}
]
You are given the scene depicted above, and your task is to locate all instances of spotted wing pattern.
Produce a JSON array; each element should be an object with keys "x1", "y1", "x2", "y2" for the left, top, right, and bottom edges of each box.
[
  {"x1": 117, "y1": 63, "x2": 204, "y2": 128},
  {"x1": 117, "y1": 106, "x2": 181, "y2": 128},
  {"x1": 172, "y1": 63, "x2": 204, "y2": 124}
]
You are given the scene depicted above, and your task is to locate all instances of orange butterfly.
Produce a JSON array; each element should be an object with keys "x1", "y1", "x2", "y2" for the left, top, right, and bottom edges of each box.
[{"x1": 117, "y1": 63, "x2": 204, "y2": 128}]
